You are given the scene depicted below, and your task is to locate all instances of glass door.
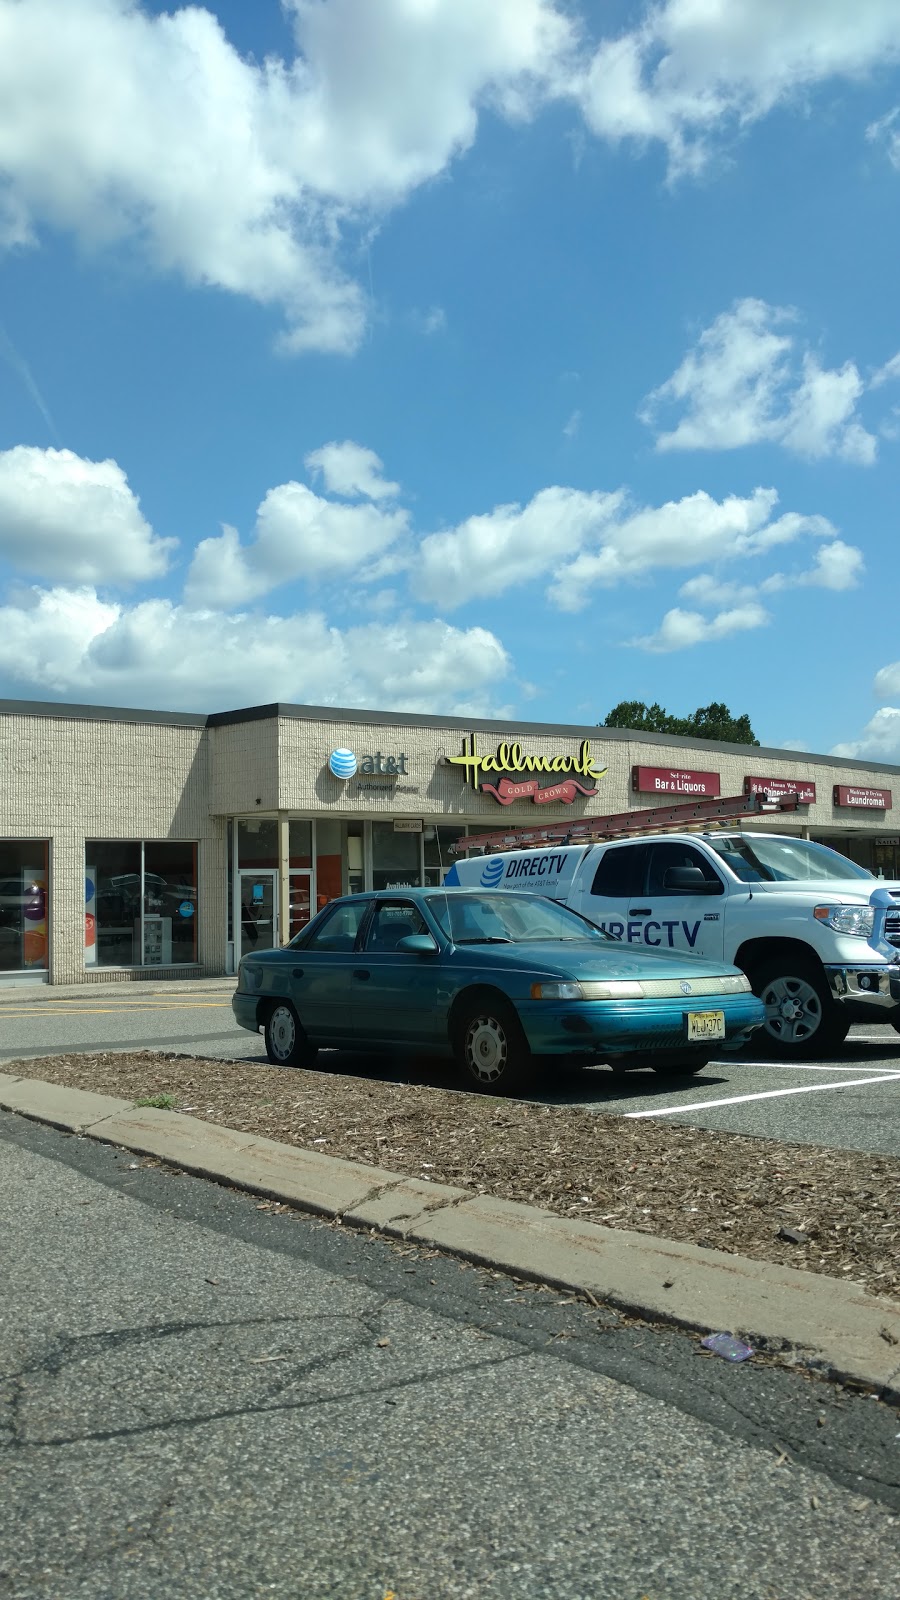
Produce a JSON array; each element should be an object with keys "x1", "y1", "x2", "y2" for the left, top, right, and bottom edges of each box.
[
  {"x1": 288, "y1": 871, "x2": 313, "y2": 941},
  {"x1": 238, "y1": 870, "x2": 278, "y2": 957}
]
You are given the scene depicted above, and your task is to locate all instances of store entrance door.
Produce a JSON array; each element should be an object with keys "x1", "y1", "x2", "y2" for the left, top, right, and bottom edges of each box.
[
  {"x1": 238, "y1": 870, "x2": 278, "y2": 957},
  {"x1": 289, "y1": 871, "x2": 313, "y2": 941}
]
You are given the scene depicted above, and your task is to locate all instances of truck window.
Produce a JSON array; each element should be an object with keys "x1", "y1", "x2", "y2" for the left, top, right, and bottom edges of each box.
[
  {"x1": 590, "y1": 844, "x2": 649, "y2": 897},
  {"x1": 706, "y1": 835, "x2": 874, "y2": 883},
  {"x1": 647, "y1": 842, "x2": 724, "y2": 896}
]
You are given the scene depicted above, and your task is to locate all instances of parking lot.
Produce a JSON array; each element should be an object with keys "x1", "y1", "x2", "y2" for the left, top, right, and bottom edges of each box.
[{"x1": 1, "y1": 984, "x2": 899, "y2": 1159}]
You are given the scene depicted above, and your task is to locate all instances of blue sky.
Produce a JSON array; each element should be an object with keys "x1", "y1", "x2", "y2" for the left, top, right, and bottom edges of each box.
[{"x1": 0, "y1": 0, "x2": 899, "y2": 762}]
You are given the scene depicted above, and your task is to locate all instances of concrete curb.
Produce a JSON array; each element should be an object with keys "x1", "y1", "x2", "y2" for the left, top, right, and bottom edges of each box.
[
  {"x1": 3, "y1": 1070, "x2": 900, "y2": 1399},
  {"x1": 0, "y1": 978, "x2": 235, "y2": 1005}
]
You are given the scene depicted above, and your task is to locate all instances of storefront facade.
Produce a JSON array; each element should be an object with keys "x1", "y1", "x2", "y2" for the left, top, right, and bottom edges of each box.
[{"x1": 2, "y1": 696, "x2": 899, "y2": 984}]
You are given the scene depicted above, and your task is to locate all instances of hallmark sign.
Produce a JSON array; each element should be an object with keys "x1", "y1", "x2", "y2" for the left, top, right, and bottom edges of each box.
[{"x1": 446, "y1": 734, "x2": 606, "y2": 806}]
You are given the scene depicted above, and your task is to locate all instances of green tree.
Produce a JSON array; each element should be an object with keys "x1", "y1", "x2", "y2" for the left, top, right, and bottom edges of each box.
[{"x1": 602, "y1": 699, "x2": 759, "y2": 746}]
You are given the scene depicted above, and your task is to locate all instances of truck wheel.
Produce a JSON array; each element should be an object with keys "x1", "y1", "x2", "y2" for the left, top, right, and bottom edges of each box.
[
  {"x1": 453, "y1": 999, "x2": 535, "y2": 1094},
  {"x1": 752, "y1": 960, "x2": 850, "y2": 1057}
]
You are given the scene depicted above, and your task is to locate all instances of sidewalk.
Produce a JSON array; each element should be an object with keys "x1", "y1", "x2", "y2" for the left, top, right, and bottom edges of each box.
[
  {"x1": 0, "y1": 976, "x2": 235, "y2": 1004},
  {"x1": 3, "y1": 1068, "x2": 899, "y2": 1400}
]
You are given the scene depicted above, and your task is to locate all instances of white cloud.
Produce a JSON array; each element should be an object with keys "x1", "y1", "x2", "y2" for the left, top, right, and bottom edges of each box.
[
  {"x1": 577, "y1": 0, "x2": 900, "y2": 177},
  {"x1": 415, "y1": 485, "x2": 625, "y2": 608},
  {"x1": 0, "y1": 584, "x2": 511, "y2": 715},
  {"x1": 304, "y1": 440, "x2": 399, "y2": 500},
  {"x1": 870, "y1": 350, "x2": 900, "y2": 388},
  {"x1": 0, "y1": 0, "x2": 575, "y2": 354},
  {"x1": 831, "y1": 707, "x2": 900, "y2": 762},
  {"x1": 875, "y1": 661, "x2": 900, "y2": 700},
  {"x1": 0, "y1": 445, "x2": 174, "y2": 584},
  {"x1": 641, "y1": 300, "x2": 878, "y2": 463},
  {"x1": 548, "y1": 488, "x2": 827, "y2": 612},
  {"x1": 633, "y1": 602, "x2": 770, "y2": 653},
  {"x1": 185, "y1": 480, "x2": 409, "y2": 608},
  {"x1": 678, "y1": 574, "x2": 757, "y2": 609},
  {"x1": 867, "y1": 106, "x2": 900, "y2": 170}
]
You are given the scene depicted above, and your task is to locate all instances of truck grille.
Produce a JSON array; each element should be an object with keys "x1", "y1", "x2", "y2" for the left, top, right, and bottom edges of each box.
[{"x1": 885, "y1": 911, "x2": 900, "y2": 949}]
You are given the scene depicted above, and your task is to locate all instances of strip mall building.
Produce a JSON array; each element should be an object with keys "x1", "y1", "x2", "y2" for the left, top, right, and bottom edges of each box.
[{"x1": 1, "y1": 696, "x2": 898, "y2": 985}]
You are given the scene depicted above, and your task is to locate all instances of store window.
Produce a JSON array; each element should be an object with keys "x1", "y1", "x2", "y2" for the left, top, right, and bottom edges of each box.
[
  {"x1": 0, "y1": 840, "x2": 49, "y2": 973},
  {"x1": 86, "y1": 841, "x2": 199, "y2": 968},
  {"x1": 237, "y1": 818, "x2": 278, "y2": 866},
  {"x1": 424, "y1": 825, "x2": 467, "y2": 886},
  {"x1": 372, "y1": 822, "x2": 420, "y2": 890},
  {"x1": 316, "y1": 819, "x2": 344, "y2": 909}
]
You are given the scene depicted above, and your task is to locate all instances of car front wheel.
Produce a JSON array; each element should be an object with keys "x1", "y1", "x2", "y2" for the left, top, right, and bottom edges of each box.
[
  {"x1": 454, "y1": 999, "x2": 535, "y2": 1094},
  {"x1": 264, "y1": 1001, "x2": 316, "y2": 1068}
]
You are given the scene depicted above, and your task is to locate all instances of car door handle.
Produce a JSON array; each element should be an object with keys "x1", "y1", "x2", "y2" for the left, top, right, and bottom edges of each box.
[
  {"x1": 353, "y1": 969, "x2": 371, "y2": 981},
  {"x1": 628, "y1": 908, "x2": 651, "y2": 916},
  {"x1": 292, "y1": 968, "x2": 304, "y2": 979}
]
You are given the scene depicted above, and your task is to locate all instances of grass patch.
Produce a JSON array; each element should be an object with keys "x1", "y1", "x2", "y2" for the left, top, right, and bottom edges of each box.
[{"x1": 133, "y1": 1092, "x2": 177, "y2": 1111}]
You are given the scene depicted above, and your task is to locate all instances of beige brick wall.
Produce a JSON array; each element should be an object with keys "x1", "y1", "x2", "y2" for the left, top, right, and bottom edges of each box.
[
  {"x1": 0, "y1": 711, "x2": 224, "y2": 984},
  {"x1": 266, "y1": 714, "x2": 900, "y2": 835}
]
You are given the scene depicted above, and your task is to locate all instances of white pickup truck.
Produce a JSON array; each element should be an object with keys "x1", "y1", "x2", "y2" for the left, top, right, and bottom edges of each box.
[{"x1": 444, "y1": 831, "x2": 900, "y2": 1057}]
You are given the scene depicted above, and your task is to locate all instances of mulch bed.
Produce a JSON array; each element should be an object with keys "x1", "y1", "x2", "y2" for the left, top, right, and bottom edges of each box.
[{"x1": 9, "y1": 1050, "x2": 900, "y2": 1301}]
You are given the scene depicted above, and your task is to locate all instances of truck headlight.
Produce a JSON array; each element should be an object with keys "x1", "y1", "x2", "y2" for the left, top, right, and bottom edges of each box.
[
  {"x1": 813, "y1": 905, "x2": 875, "y2": 937},
  {"x1": 530, "y1": 981, "x2": 585, "y2": 1000}
]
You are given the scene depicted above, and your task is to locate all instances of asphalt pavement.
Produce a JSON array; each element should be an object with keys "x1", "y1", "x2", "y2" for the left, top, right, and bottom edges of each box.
[
  {"x1": 2, "y1": 1110, "x2": 899, "y2": 1600},
  {"x1": 1, "y1": 981, "x2": 899, "y2": 1157}
]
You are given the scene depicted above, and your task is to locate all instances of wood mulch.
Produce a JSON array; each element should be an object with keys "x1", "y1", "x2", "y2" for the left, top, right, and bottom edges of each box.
[{"x1": 10, "y1": 1050, "x2": 900, "y2": 1301}]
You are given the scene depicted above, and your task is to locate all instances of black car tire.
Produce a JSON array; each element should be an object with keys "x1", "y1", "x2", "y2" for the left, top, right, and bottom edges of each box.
[
  {"x1": 453, "y1": 997, "x2": 535, "y2": 1094},
  {"x1": 892, "y1": 1018, "x2": 900, "y2": 1035},
  {"x1": 264, "y1": 1001, "x2": 317, "y2": 1068},
  {"x1": 751, "y1": 958, "x2": 850, "y2": 1057}
]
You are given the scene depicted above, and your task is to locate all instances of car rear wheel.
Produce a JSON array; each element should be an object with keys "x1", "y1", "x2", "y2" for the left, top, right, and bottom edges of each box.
[
  {"x1": 264, "y1": 1001, "x2": 317, "y2": 1068},
  {"x1": 453, "y1": 999, "x2": 535, "y2": 1094},
  {"x1": 752, "y1": 959, "x2": 850, "y2": 1057}
]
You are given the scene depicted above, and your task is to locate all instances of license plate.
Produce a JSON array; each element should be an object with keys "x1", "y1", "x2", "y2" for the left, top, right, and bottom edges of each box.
[{"x1": 686, "y1": 1010, "x2": 725, "y2": 1041}]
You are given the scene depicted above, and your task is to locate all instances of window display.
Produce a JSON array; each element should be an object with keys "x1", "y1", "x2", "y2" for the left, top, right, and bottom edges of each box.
[
  {"x1": 86, "y1": 840, "x2": 199, "y2": 967},
  {"x1": 0, "y1": 840, "x2": 49, "y2": 973}
]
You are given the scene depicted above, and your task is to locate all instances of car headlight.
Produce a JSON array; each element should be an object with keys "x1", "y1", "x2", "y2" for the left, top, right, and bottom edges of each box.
[
  {"x1": 813, "y1": 905, "x2": 875, "y2": 937},
  {"x1": 581, "y1": 980, "x2": 644, "y2": 999},
  {"x1": 718, "y1": 973, "x2": 753, "y2": 992},
  {"x1": 530, "y1": 981, "x2": 585, "y2": 1000}
]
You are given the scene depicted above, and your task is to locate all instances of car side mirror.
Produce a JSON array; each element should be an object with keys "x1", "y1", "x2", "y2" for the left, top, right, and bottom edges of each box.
[
  {"x1": 396, "y1": 934, "x2": 439, "y2": 955},
  {"x1": 663, "y1": 866, "x2": 721, "y2": 894}
]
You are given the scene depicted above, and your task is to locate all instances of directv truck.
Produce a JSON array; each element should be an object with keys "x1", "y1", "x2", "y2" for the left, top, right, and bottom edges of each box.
[{"x1": 444, "y1": 795, "x2": 900, "y2": 1058}]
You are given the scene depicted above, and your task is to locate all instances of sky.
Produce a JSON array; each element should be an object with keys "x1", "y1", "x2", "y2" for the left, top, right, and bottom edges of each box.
[{"x1": 0, "y1": 0, "x2": 899, "y2": 763}]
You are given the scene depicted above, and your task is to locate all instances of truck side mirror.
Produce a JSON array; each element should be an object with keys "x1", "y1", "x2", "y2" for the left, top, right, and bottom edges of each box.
[{"x1": 663, "y1": 866, "x2": 721, "y2": 894}]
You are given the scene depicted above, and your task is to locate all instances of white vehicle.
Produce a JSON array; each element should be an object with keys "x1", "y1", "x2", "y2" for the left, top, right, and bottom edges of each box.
[{"x1": 445, "y1": 812, "x2": 900, "y2": 1057}]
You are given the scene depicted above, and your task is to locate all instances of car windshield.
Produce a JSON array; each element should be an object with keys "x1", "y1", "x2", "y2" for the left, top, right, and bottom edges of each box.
[
  {"x1": 707, "y1": 835, "x2": 874, "y2": 884},
  {"x1": 425, "y1": 891, "x2": 609, "y2": 943}
]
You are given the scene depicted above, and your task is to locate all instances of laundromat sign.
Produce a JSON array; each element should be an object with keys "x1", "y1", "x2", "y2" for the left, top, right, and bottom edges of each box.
[{"x1": 447, "y1": 733, "x2": 607, "y2": 806}]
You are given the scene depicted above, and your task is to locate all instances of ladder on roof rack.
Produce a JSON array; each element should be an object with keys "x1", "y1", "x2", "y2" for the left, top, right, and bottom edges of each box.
[{"x1": 450, "y1": 791, "x2": 801, "y2": 854}]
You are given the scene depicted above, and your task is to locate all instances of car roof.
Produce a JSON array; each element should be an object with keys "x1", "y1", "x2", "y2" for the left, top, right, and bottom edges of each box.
[{"x1": 337, "y1": 886, "x2": 531, "y2": 900}]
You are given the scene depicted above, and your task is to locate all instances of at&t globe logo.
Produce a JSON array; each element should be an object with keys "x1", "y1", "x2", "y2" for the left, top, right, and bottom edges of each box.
[
  {"x1": 480, "y1": 857, "x2": 505, "y2": 888},
  {"x1": 329, "y1": 748, "x2": 358, "y2": 780}
]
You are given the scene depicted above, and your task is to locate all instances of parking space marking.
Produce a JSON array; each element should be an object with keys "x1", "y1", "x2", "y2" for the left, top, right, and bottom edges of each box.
[
  {"x1": 711, "y1": 1059, "x2": 900, "y2": 1072},
  {"x1": 626, "y1": 1071, "x2": 900, "y2": 1118}
]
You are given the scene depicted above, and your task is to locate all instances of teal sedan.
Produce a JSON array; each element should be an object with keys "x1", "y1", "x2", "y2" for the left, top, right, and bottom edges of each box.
[{"x1": 232, "y1": 887, "x2": 764, "y2": 1093}]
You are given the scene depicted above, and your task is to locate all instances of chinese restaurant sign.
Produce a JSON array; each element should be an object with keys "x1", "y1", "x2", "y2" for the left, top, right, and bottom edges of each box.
[
  {"x1": 633, "y1": 766, "x2": 720, "y2": 797},
  {"x1": 447, "y1": 734, "x2": 606, "y2": 805},
  {"x1": 833, "y1": 786, "x2": 892, "y2": 809},
  {"x1": 745, "y1": 775, "x2": 817, "y2": 804}
]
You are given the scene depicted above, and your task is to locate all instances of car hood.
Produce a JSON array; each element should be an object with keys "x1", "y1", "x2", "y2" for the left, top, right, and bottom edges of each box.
[{"x1": 453, "y1": 939, "x2": 742, "y2": 981}]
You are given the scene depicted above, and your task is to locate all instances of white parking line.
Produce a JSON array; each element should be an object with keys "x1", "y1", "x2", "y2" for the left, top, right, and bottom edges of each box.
[
  {"x1": 625, "y1": 1071, "x2": 900, "y2": 1119},
  {"x1": 711, "y1": 1059, "x2": 900, "y2": 1072}
]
